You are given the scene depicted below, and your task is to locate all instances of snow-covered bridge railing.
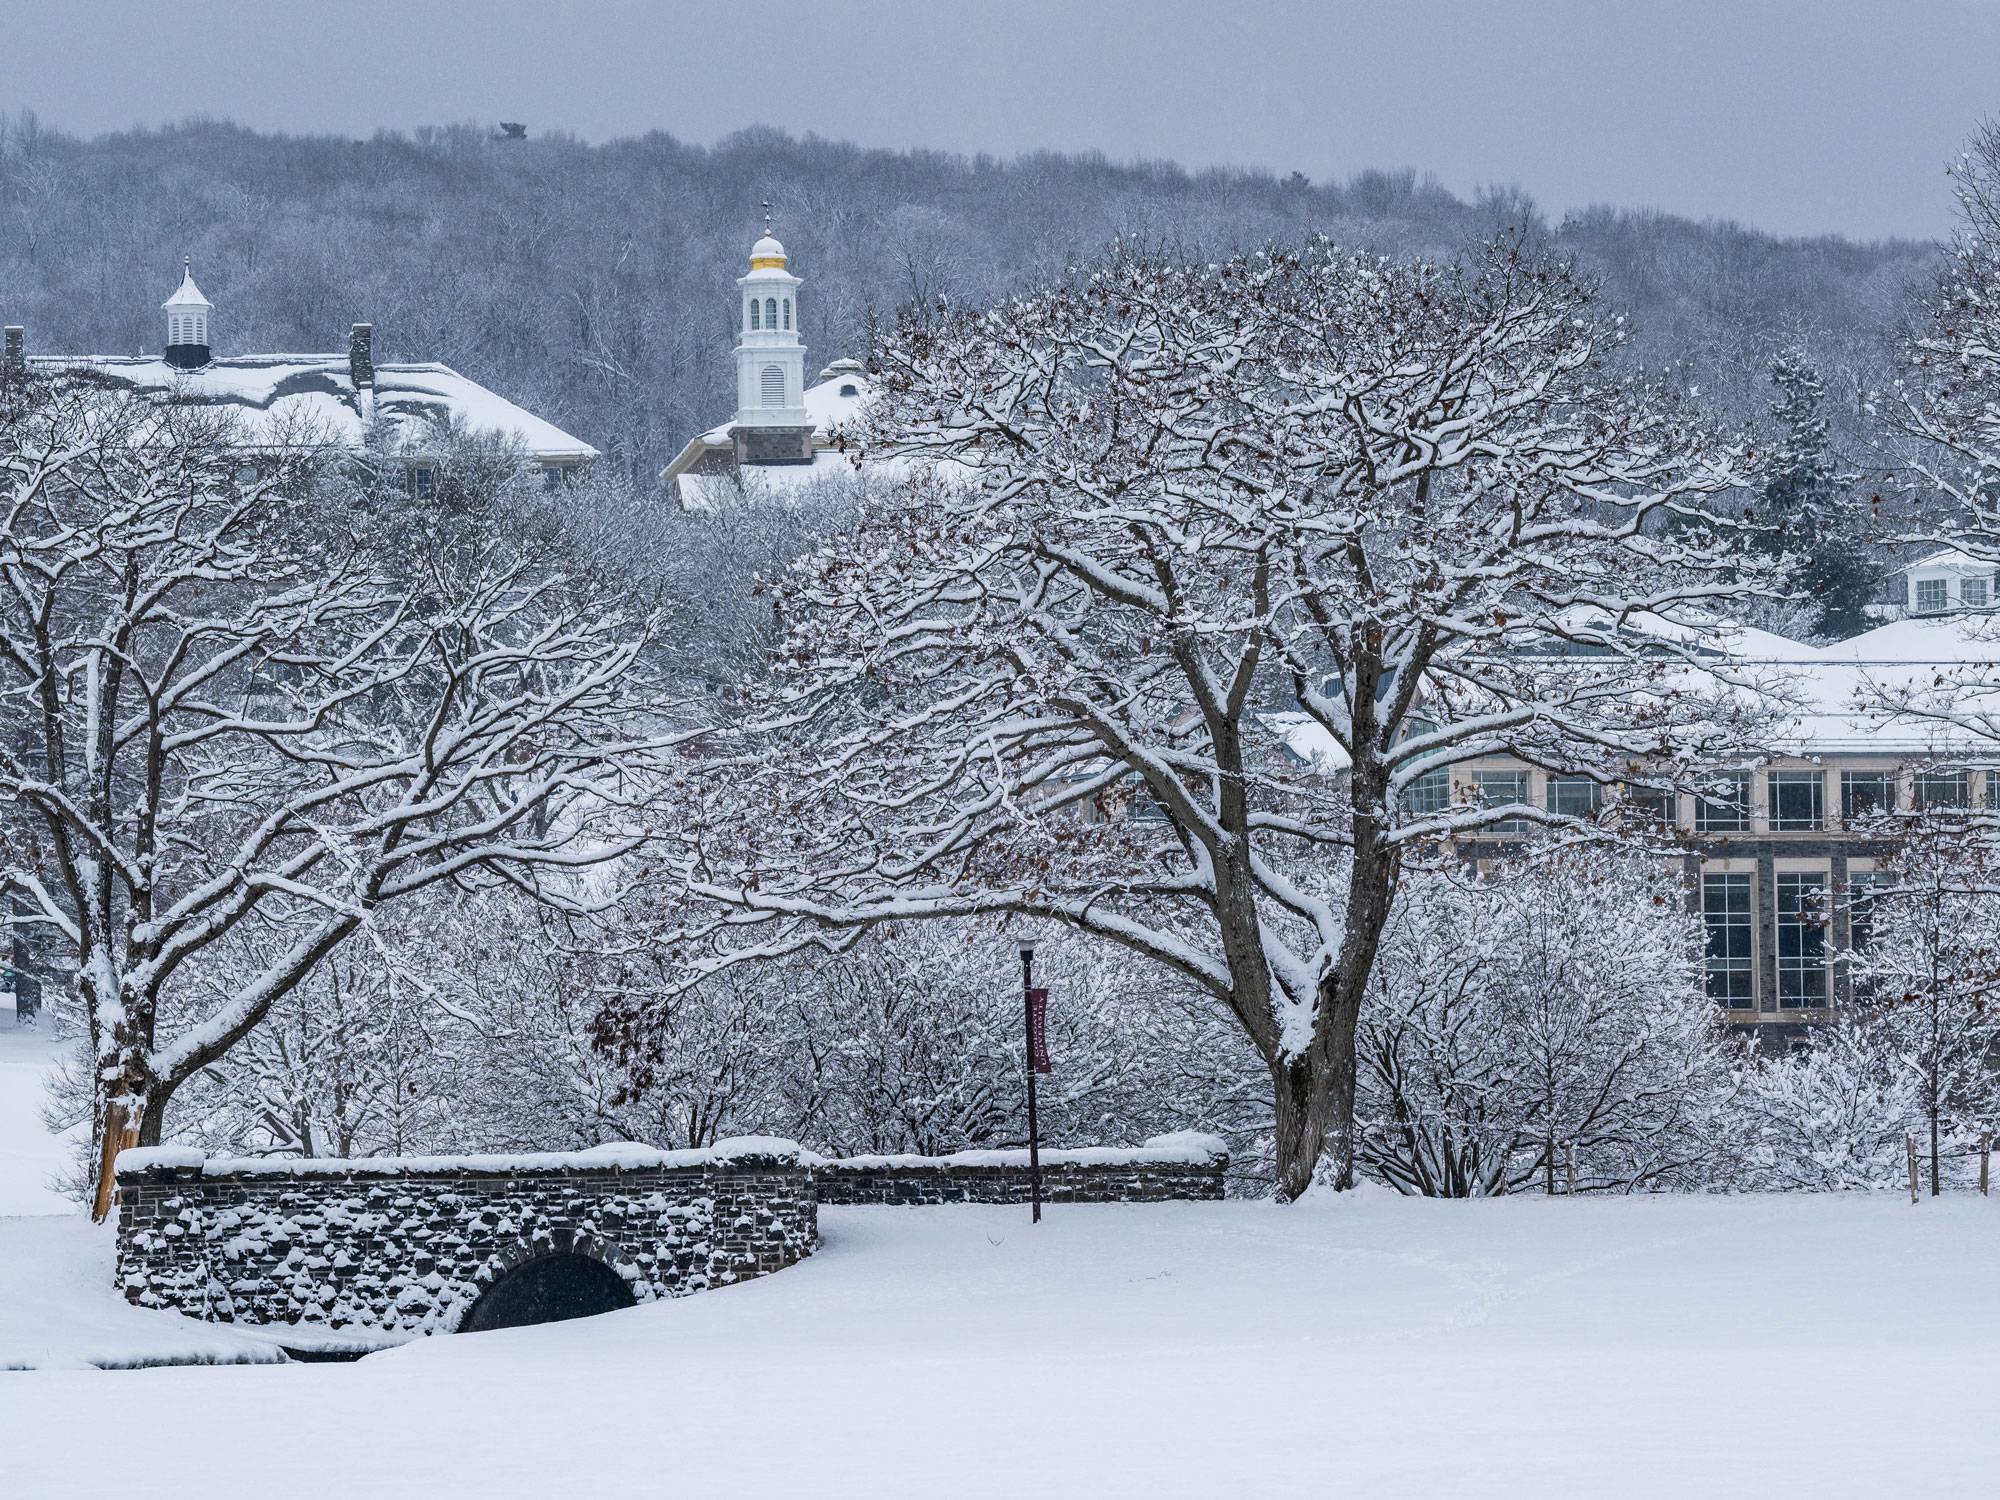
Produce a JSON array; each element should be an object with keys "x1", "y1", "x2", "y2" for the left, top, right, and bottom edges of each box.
[
  {"x1": 811, "y1": 1133, "x2": 1229, "y2": 1205},
  {"x1": 113, "y1": 1138, "x2": 815, "y2": 1338}
]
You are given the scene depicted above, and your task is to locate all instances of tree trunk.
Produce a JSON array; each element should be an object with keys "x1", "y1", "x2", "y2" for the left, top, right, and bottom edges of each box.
[{"x1": 89, "y1": 1088, "x2": 141, "y2": 1223}]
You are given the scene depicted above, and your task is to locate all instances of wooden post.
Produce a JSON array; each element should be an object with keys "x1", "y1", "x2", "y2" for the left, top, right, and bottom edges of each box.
[{"x1": 1906, "y1": 1134, "x2": 1921, "y2": 1205}]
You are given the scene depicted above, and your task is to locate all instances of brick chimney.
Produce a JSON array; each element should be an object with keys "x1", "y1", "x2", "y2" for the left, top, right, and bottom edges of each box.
[
  {"x1": 348, "y1": 323, "x2": 375, "y2": 419},
  {"x1": 2, "y1": 326, "x2": 22, "y2": 386}
]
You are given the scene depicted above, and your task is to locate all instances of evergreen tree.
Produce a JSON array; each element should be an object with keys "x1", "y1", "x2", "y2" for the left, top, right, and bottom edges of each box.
[{"x1": 1760, "y1": 349, "x2": 1880, "y2": 638}]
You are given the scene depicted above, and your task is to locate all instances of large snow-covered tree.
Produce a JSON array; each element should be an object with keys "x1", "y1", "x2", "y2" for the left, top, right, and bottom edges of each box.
[
  {"x1": 654, "y1": 235, "x2": 1778, "y2": 1198},
  {"x1": 0, "y1": 375, "x2": 660, "y2": 1215}
]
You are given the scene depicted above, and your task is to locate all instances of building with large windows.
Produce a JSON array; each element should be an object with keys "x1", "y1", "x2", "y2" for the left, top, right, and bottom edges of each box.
[{"x1": 1442, "y1": 612, "x2": 2000, "y2": 1031}]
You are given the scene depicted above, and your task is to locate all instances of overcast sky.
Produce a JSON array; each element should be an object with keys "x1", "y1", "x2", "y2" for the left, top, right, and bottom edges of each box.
[{"x1": 1, "y1": 0, "x2": 1990, "y2": 241}]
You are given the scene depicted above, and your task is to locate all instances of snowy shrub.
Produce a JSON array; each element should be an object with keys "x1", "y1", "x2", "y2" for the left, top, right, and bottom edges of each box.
[{"x1": 1356, "y1": 849, "x2": 1736, "y2": 1196}]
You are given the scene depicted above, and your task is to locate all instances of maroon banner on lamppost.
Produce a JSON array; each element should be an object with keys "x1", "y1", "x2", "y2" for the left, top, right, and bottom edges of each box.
[{"x1": 1027, "y1": 986, "x2": 1051, "y2": 1074}]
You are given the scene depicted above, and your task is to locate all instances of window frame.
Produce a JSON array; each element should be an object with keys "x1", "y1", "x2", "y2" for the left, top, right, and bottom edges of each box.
[
  {"x1": 1545, "y1": 775, "x2": 1603, "y2": 821},
  {"x1": 1701, "y1": 871, "x2": 1755, "y2": 1007},
  {"x1": 1694, "y1": 770, "x2": 1752, "y2": 833},
  {"x1": 1472, "y1": 769, "x2": 1532, "y2": 834},
  {"x1": 1774, "y1": 871, "x2": 1830, "y2": 1009},
  {"x1": 1915, "y1": 578, "x2": 1949, "y2": 614},
  {"x1": 1840, "y1": 769, "x2": 1897, "y2": 824},
  {"x1": 1912, "y1": 769, "x2": 1969, "y2": 813},
  {"x1": 1766, "y1": 769, "x2": 1825, "y2": 832},
  {"x1": 1964, "y1": 577, "x2": 1989, "y2": 609}
]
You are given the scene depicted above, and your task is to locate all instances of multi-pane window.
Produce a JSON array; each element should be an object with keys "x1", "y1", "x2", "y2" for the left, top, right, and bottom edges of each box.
[
  {"x1": 1473, "y1": 770, "x2": 1531, "y2": 833},
  {"x1": 1964, "y1": 577, "x2": 1990, "y2": 609},
  {"x1": 1846, "y1": 872, "x2": 1894, "y2": 956},
  {"x1": 1620, "y1": 784, "x2": 1676, "y2": 829},
  {"x1": 1912, "y1": 769, "x2": 1969, "y2": 812},
  {"x1": 783, "y1": 298, "x2": 793, "y2": 330},
  {"x1": 1841, "y1": 770, "x2": 1897, "y2": 823},
  {"x1": 765, "y1": 297, "x2": 778, "y2": 328},
  {"x1": 1545, "y1": 776, "x2": 1602, "y2": 820},
  {"x1": 749, "y1": 299, "x2": 761, "y2": 330},
  {"x1": 1702, "y1": 873, "x2": 1755, "y2": 1006},
  {"x1": 1403, "y1": 768, "x2": 1449, "y2": 817},
  {"x1": 1694, "y1": 770, "x2": 1751, "y2": 833},
  {"x1": 1915, "y1": 578, "x2": 1948, "y2": 614},
  {"x1": 1767, "y1": 770, "x2": 1824, "y2": 831},
  {"x1": 411, "y1": 464, "x2": 437, "y2": 501},
  {"x1": 1775, "y1": 872, "x2": 1829, "y2": 1008}
]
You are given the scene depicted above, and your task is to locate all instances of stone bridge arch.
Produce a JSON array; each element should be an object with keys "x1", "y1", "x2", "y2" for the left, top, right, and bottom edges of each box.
[{"x1": 112, "y1": 1140, "x2": 816, "y2": 1339}]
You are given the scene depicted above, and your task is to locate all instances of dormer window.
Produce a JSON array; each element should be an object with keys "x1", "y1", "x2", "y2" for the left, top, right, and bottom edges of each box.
[
  {"x1": 1965, "y1": 578, "x2": 1989, "y2": 608},
  {"x1": 1916, "y1": 579, "x2": 1948, "y2": 614}
]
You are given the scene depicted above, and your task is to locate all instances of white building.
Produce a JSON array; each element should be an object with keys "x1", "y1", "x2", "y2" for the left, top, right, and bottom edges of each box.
[
  {"x1": 1, "y1": 260, "x2": 598, "y2": 496},
  {"x1": 1887, "y1": 548, "x2": 2000, "y2": 617},
  {"x1": 661, "y1": 221, "x2": 876, "y2": 508}
]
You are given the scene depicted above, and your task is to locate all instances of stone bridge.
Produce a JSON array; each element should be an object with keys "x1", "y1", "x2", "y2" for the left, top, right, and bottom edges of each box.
[
  {"x1": 113, "y1": 1138, "x2": 816, "y2": 1339},
  {"x1": 112, "y1": 1132, "x2": 1227, "y2": 1347}
]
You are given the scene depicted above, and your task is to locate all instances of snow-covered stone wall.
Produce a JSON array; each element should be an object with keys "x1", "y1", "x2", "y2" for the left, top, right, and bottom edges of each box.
[
  {"x1": 812, "y1": 1134, "x2": 1229, "y2": 1205},
  {"x1": 112, "y1": 1139, "x2": 816, "y2": 1334}
]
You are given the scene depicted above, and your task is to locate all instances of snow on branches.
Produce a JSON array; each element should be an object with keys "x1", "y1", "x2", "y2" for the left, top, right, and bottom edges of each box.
[
  {"x1": 0, "y1": 374, "x2": 662, "y2": 1214},
  {"x1": 661, "y1": 234, "x2": 1779, "y2": 1198}
]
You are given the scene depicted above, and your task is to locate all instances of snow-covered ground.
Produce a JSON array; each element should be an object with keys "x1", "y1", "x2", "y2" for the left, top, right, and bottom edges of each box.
[
  {"x1": 0, "y1": 1002, "x2": 74, "y2": 1216},
  {"x1": 2, "y1": 1190, "x2": 1996, "y2": 1497},
  {"x1": 3, "y1": 1005, "x2": 1996, "y2": 1496}
]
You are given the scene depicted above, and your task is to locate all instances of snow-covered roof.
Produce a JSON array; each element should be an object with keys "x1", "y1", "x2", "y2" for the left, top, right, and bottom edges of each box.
[
  {"x1": 161, "y1": 263, "x2": 211, "y2": 310},
  {"x1": 26, "y1": 353, "x2": 598, "y2": 462},
  {"x1": 666, "y1": 359, "x2": 879, "y2": 506},
  {"x1": 1897, "y1": 548, "x2": 1997, "y2": 579}
]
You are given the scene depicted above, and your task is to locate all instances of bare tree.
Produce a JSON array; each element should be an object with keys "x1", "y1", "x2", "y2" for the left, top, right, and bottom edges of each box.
[
  {"x1": 647, "y1": 235, "x2": 1778, "y2": 1198},
  {"x1": 0, "y1": 375, "x2": 661, "y2": 1215}
]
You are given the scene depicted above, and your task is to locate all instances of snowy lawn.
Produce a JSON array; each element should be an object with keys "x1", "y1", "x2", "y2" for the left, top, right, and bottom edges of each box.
[
  {"x1": 0, "y1": 1011, "x2": 73, "y2": 1216},
  {"x1": 2, "y1": 1191, "x2": 1996, "y2": 1498}
]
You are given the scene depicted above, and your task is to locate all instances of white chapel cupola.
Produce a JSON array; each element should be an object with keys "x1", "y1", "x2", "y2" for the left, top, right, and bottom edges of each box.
[
  {"x1": 162, "y1": 257, "x2": 213, "y2": 370},
  {"x1": 732, "y1": 205, "x2": 813, "y2": 460}
]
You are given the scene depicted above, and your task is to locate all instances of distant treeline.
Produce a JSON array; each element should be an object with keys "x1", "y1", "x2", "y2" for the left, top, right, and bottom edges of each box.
[{"x1": 0, "y1": 113, "x2": 1937, "y2": 481}]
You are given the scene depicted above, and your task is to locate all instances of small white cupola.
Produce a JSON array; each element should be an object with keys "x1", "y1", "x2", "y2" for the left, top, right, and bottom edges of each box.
[
  {"x1": 162, "y1": 258, "x2": 213, "y2": 369},
  {"x1": 733, "y1": 203, "x2": 811, "y2": 442}
]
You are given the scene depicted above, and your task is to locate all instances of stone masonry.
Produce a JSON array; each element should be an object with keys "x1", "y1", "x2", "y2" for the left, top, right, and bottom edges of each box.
[
  {"x1": 813, "y1": 1135, "x2": 1229, "y2": 1206},
  {"x1": 113, "y1": 1138, "x2": 815, "y2": 1335}
]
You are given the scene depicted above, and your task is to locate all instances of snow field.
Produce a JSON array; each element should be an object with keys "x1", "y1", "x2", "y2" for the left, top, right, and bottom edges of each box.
[{"x1": 3, "y1": 1191, "x2": 1996, "y2": 1498}]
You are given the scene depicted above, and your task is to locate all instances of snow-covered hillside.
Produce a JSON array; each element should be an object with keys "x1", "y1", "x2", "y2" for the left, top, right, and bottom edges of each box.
[{"x1": 3, "y1": 1192, "x2": 1995, "y2": 1497}]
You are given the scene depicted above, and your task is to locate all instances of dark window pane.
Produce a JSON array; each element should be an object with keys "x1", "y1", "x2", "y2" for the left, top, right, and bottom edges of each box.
[
  {"x1": 1913, "y1": 770, "x2": 1968, "y2": 812},
  {"x1": 1695, "y1": 771, "x2": 1751, "y2": 833},
  {"x1": 1702, "y1": 873, "x2": 1755, "y2": 1005},
  {"x1": 1546, "y1": 776, "x2": 1602, "y2": 820},
  {"x1": 1841, "y1": 771, "x2": 1897, "y2": 822},
  {"x1": 1776, "y1": 872, "x2": 1829, "y2": 1008},
  {"x1": 1767, "y1": 771, "x2": 1824, "y2": 832},
  {"x1": 1474, "y1": 771, "x2": 1530, "y2": 834}
]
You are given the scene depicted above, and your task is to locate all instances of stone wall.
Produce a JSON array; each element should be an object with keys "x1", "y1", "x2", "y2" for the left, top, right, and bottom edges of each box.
[
  {"x1": 813, "y1": 1134, "x2": 1228, "y2": 1206},
  {"x1": 113, "y1": 1139, "x2": 815, "y2": 1335}
]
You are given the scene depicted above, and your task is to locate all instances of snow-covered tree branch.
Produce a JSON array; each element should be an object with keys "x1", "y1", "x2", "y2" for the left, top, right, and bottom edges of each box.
[
  {"x1": 642, "y1": 234, "x2": 1781, "y2": 1198},
  {"x1": 0, "y1": 375, "x2": 664, "y2": 1215}
]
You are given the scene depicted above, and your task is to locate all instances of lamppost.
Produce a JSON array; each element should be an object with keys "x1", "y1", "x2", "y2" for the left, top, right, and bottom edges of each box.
[{"x1": 1017, "y1": 936, "x2": 1047, "y2": 1223}]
